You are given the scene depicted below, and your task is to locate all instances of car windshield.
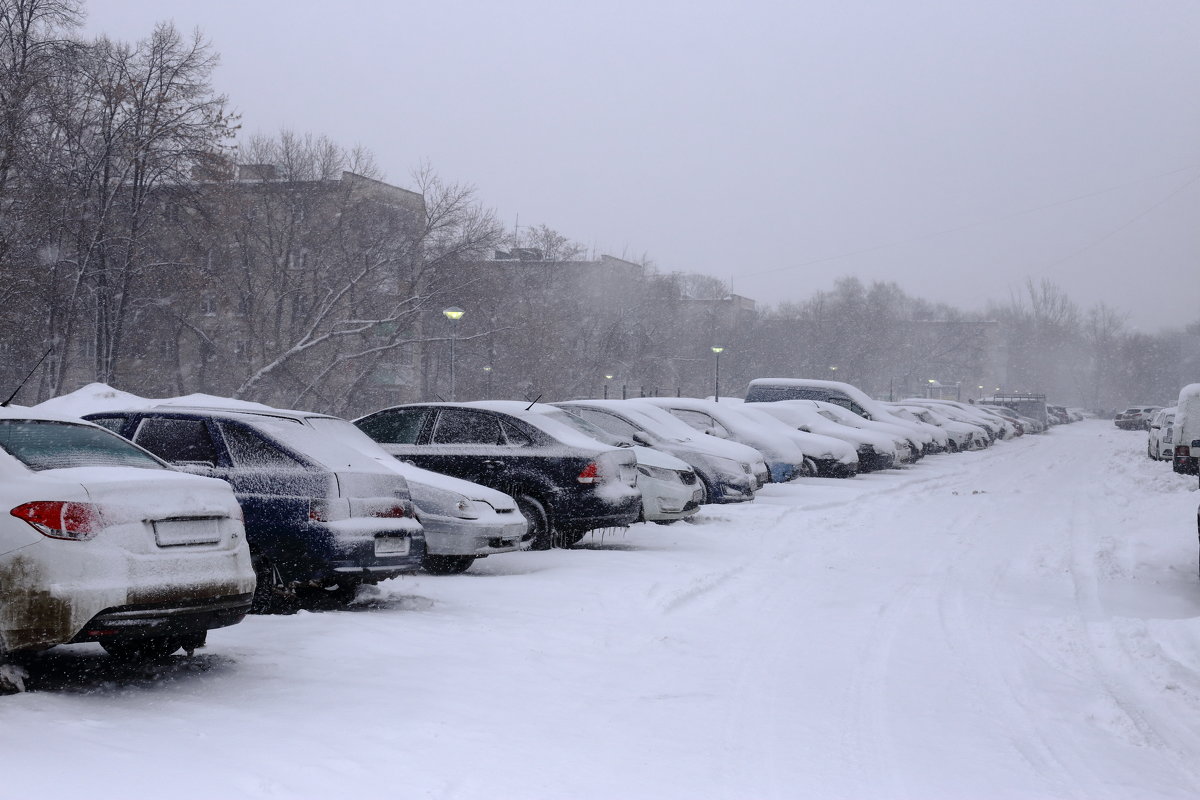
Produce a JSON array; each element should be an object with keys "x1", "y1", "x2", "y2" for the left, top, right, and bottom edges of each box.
[{"x1": 0, "y1": 419, "x2": 167, "y2": 472}]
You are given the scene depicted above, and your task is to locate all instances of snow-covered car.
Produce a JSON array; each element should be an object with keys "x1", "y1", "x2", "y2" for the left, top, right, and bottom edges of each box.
[
  {"x1": 632, "y1": 397, "x2": 808, "y2": 482},
  {"x1": 903, "y1": 399, "x2": 1011, "y2": 442},
  {"x1": 0, "y1": 408, "x2": 255, "y2": 691},
  {"x1": 889, "y1": 403, "x2": 988, "y2": 452},
  {"x1": 749, "y1": 400, "x2": 899, "y2": 472},
  {"x1": 1114, "y1": 406, "x2": 1161, "y2": 431},
  {"x1": 806, "y1": 400, "x2": 922, "y2": 463},
  {"x1": 1147, "y1": 408, "x2": 1176, "y2": 461},
  {"x1": 1172, "y1": 384, "x2": 1200, "y2": 475},
  {"x1": 85, "y1": 408, "x2": 425, "y2": 611},
  {"x1": 729, "y1": 402, "x2": 860, "y2": 477},
  {"x1": 556, "y1": 400, "x2": 763, "y2": 503},
  {"x1": 354, "y1": 402, "x2": 641, "y2": 549},
  {"x1": 519, "y1": 404, "x2": 703, "y2": 524},
  {"x1": 744, "y1": 378, "x2": 941, "y2": 455},
  {"x1": 168, "y1": 407, "x2": 532, "y2": 575}
]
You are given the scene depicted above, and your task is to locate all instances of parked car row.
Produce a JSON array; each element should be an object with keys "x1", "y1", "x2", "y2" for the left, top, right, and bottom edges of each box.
[
  {"x1": 3, "y1": 375, "x2": 1037, "y2": 693},
  {"x1": 1135, "y1": 385, "x2": 1200, "y2": 475}
]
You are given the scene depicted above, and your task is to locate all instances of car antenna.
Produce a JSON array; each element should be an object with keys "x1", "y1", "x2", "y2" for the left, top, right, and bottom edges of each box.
[
  {"x1": 1, "y1": 346, "x2": 53, "y2": 408},
  {"x1": 434, "y1": 394, "x2": 447, "y2": 402},
  {"x1": 524, "y1": 394, "x2": 542, "y2": 411}
]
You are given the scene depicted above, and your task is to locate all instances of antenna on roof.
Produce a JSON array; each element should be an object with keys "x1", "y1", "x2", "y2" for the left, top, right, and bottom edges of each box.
[
  {"x1": 434, "y1": 394, "x2": 447, "y2": 403},
  {"x1": 524, "y1": 394, "x2": 542, "y2": 411},
  {"x1": 1, "y1": 346, "x2": 53, "y2": 408}
]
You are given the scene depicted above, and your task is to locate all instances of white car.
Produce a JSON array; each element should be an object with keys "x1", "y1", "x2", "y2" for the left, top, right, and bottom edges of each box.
[
  {"x1": 632, "y1": 397, "x2": 808, "y2": 483},
  {"x1": 0, "y1": 407, "x2": 255, "y2": 692},
  {"x1": 1148, "y1": 407, "x2": 1176, "y2": 461},
  {"x1": 750, "y1": 400, "x2": 900, "y2": 471},
  {"x1": 889, "y1": 403, "x2": 988, "y2": 451}
]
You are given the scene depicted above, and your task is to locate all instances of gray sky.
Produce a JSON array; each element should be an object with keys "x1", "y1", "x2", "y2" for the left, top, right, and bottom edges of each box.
[{"x1": 86, "y1": 0, "x2": 1200, "y2": 331}]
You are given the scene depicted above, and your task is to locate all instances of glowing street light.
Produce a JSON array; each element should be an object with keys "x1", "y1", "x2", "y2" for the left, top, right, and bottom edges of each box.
[
  {"x1": 711, "y1": 346, "x2": 725, "y2": 402},
  {"x1": 483, "y1": 365, "x2": 493, "y2": 399},
  {"x1": 442, "y1": 306, "x2": 465, "y2": 400},
  {"x1": 604, "y1": 373, "x2": 614, "y2": 399}
]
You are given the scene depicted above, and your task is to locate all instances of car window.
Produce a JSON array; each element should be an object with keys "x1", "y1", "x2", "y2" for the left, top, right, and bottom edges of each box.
[
  {"x1": 574, "y1": 408, "x2": 641, "y2": 439},
  {"x1": 133, "y1": 417, "x2": 220, "y2": 465},
  {"x1": 671, "y1": 408, "x2": 729, "y2": 437},
  {"x1": 0, "y1": 419, "x2": 168, "y2": 472},
  {"x1": 431, "y1": 409, "x2": 503, "y2": 445},
  {"x1": 500, "y1": 420, "x2": 533, "y2": 447},
  {"x1": 356, "y1": 408, "x2": 428, "y2": 444},
  {"x1": 217, "y1": 422, "x2": 304, "y2": 468}
]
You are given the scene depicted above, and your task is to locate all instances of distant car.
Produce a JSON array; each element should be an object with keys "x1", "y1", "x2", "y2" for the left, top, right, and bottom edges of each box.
[
  {"x1": 555, "y1": 400, "x2": 764, "y2": 503},
  {"x1": 1115, "y1": 406, "x2": 1162, "y2": 431},
  {"x1": 172, "y1": 407, "x2": 532, "y2": 576},
  {"x1": 1147, "y1": 408, "x2": 1176, "y2": 461},
  {"x1": 889, "y1": 403, "x2": 988, "y2": 452},
  {"x1": 748, "y1": 400, "x2": 899, "y2": 472},
  {"x1": 0, "y1": 408, "x2": 255, "y2": 692},
  {"x1": 84, "y1": 408, "x2": 425, "y2": 611},
  {"x1": 353, "y1": 402, "x2": 641, "y2": 549},
  {"x1": 744, "y1": 378, "x2": 942, "y2": 455},
  {"x1": 632, "y1": 397, "x2": 809, "y2": 482}
]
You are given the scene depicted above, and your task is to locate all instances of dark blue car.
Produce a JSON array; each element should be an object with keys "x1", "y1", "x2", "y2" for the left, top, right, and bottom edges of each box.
[{"x1": 85, "y1": 407, "x2": 425, "y2": 611}]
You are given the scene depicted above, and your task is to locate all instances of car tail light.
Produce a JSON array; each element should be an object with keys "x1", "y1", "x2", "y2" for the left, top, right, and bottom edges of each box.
[
  {"x1": 577, "y1": 462, "x2": 601, "y2": 484},
  {"x1": 369, "y1": 503, "x2": 408, "y2": 519},
  {"x1": 309, "y1": 499, "x2": 334, "y2": 522},
  {"x1": 11, "y1": 501, "x2": 104, "y2": 541},
  {"x1": 1176, "y1": 445, "x2": 1190, "y2": 457}
]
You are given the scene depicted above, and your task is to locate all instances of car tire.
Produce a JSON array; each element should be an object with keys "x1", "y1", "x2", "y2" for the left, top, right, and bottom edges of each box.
[
  {"x1": 516, "y1": 495, "x2": 552, "y2": 551},
  {"x1": 799, "y1": 457, "x2": 819, "y2": 478},
  {"x1": 559, "y1": 529, "x2": 588, "y2": 547},
  {"x1": 100, "y1": 636, "x2": 182, "y2": 661},
  {"x1": 422, "y1": 555, "x2": 477, "y2": 575}
]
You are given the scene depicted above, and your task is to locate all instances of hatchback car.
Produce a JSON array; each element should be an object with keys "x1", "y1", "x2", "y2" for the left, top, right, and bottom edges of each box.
[
  {"x1": 354, "y1": 402, "x2": 641, "y2": 549},
  {"x1": 0, "y1": 408, "x2": 255, "y2": 691},
  {"x1": 84, "y1": 408, "x2": 425, "y2": 611},
  {"x1": 1115, "y1": 406, "x2": 1161, "y2": 431}
]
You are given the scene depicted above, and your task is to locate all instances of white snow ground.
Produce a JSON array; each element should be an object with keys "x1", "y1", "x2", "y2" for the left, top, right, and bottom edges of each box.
[{"x1": 2, "y1": 420, "x2": 1199, "y2": 799}]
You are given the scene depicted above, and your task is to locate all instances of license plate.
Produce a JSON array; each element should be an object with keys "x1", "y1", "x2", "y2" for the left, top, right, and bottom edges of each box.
[
  {"x1": 153, "y1": 517, "x2": 222, "y2": 547},
  {"x1": 374, "y1": 535, "x2": 410, "y2": 556}
]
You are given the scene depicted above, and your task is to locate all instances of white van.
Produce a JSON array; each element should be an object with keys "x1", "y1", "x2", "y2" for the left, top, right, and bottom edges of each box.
[{"x1": 1173, "y1": 384, "x2": 1200, "y2": 475}]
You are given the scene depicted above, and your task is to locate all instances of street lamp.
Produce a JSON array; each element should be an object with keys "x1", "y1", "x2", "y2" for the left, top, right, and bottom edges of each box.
[
  {"x1": 711, "y1": 346, "x2": 725, "y2": 402},
  {"x1": 604, "y1": 373, "x2": 614, "y2": 400},
  {"x1": 442, "y1": 306, "x2": 464, "y2": 400},
  {"x1": 483, "y1": 365, "x2": 493, "y2": 399},
  {"x1": 927, "y1": 378, "x2": 937, "y2": 399}
]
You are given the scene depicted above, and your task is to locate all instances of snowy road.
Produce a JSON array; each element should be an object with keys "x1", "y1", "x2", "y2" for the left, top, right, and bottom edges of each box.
[{"x1": 3, "y1": 420, "x2": 1200, "y2": 799}]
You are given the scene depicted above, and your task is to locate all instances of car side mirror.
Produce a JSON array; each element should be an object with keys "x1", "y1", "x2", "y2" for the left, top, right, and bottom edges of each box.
[
  {"x1": 705, "y1": 428, "x2": 727, "y2": 439},
  {"x1": 632, "y1": 432, "x2": 652, "y2": 446},
  {"x1": 799, "y1": 425, "x2": 812, "y2": 433}
]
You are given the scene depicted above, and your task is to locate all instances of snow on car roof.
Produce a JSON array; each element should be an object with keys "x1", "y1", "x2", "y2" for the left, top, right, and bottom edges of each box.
[
  {"x1": 33, "y1": 382, "x2": 277, "y2": 417},
  {"x1": 0, "y1": 404, "x2": 103, "y2": 425},
  {"x1": 465, "y1": 400, "x2": 614, "y2": 451}
]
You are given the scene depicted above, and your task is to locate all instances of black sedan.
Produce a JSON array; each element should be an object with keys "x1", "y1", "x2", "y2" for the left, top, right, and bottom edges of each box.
[{"x1": 353, "y1": 402, "x2": 641, "y2": 549}]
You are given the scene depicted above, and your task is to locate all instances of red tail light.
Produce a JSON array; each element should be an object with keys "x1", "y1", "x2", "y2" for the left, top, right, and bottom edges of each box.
[
  {"x1": 577, "y1": 462, "x2": 601, "y2": 484},
  {"x1": 11, "y1": 501, "x2": 104, "y2": 541},
  {"x1": 1176, "y1": 445, "x2": 1190, "y2": 456},
  {"x1": 370, "y1": 503, "x2": 408, "y2": 518}
]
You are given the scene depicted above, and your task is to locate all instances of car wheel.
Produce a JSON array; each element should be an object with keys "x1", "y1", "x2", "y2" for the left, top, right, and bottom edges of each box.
[
  {"x1": 100, "y1": 636, "x2": 182, "y2": 661},
  {"x1": 422, "y1": 555, "x2": 477, "y2": 575},
  {"x1": 516, "y1": 495, "x2": 552, "y2": 551},
  {"x1": 799, "y1": 457, "x2": 819, "y2": 478}
]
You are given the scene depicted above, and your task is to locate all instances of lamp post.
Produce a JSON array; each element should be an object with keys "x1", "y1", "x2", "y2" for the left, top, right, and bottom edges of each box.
[
  {"x1": 604, "y1": 373, "x2": 614, "y2": 400},
  {"x1": 927, "y1": 378, "x2": 937, "y2": 399},
  {"x1": 711, "y1": 346, "x2": 725, "y2": 402},
  {"x1": 442, "y1": 306, "x2": 464, "y2": 400},
  {"x1": 483, "y1": 365, "x2": 493, "y2": 399}
]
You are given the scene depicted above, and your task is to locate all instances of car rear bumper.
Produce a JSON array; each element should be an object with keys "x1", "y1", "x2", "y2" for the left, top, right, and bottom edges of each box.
[
  {"x1": 69, "y1": 593, "x2": 253, "y2": 644},
  {"x1": 421, "y1": 515, "x2": 532, "y2": 556}
]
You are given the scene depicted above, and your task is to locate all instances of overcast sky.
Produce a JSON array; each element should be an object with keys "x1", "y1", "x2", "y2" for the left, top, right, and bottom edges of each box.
[{"x1": 86, "y1": 1, "x2": 1199, "y2": 331}]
